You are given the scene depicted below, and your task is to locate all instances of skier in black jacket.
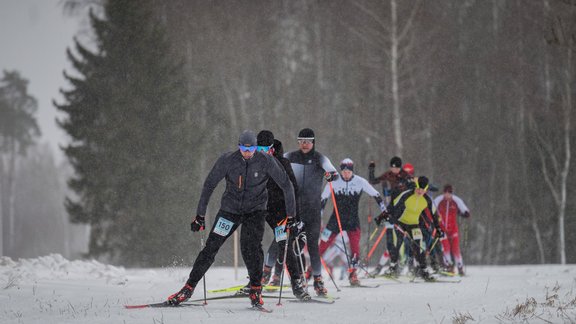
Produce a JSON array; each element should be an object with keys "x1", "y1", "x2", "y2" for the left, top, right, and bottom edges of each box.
[
  {"x1": 167, "y1": 130, "x2": 296, "y2": 308},
  {"x1": 285, "y1": 128, "x2": 338, "y2": 296},
  {"x1": 253, "y1": 131, "x2": 310, "y2": 300}
]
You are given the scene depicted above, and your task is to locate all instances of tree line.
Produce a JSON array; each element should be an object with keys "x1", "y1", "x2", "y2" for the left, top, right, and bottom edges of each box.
[{"x1": 51, "y1": 0, "x2": 575, "y2": 266}]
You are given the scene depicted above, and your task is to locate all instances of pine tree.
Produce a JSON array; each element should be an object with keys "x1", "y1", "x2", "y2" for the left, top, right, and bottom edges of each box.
[
  {"x1": 55, "y1": 0, "x2": 197, "y2": 266},
  {"x1": 0, "y1": 70, "x2": 40, "y2": 256}
]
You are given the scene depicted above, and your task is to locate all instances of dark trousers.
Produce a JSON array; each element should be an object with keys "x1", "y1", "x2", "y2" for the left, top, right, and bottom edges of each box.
[
  {"x1": 390, "y1": 223, "x2": 426, "y2": 269},
  {"x1": 265, "y1": 212, "x2": 303, "y2": 282},
  {"x1": 187, "y1": 209, "x2": 266, "y2": 287}
]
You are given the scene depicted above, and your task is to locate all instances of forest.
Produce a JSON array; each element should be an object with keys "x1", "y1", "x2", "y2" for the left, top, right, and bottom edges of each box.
[{"x1": 1, "y1": 0, "x2": 575, "y2": 267}]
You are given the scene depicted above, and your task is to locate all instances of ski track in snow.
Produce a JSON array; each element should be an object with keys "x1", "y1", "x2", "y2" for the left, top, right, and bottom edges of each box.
[{"x1": 0, "y1": 254, "x2": 575, "y2": 324}]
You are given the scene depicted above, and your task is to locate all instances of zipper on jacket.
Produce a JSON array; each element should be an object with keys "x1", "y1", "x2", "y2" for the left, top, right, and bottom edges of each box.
[{"x1": 239, "y1": 160, "x2": 248, "y2": 213}]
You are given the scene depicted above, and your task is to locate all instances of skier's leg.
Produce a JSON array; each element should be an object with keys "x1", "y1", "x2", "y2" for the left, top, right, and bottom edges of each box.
[
  {"x1": 187, "y1": 210, "x2": 241, "y2": 286},
  {"x1": 240, "y1": 210, "x2": 266, "y2": 288}
]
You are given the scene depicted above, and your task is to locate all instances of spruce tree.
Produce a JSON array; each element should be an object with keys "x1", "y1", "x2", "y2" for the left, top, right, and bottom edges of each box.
[{"x1": 55, "y1": 0, "x2": 197, "y2": 266}]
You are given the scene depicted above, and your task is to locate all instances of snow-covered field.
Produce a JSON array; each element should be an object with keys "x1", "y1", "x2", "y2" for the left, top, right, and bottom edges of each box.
[{"x1": 1, "y1": 254, "x2": 575, "y2": 324}]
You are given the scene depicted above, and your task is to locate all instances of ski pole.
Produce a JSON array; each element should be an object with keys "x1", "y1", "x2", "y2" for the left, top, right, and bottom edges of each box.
[
  {"x1": 293, "y1": 234, "x2": 308, "y2": 289},
  {"x1": 366, "y1": 227, "x2": 386, "y2": 261},
  {"x1": 366, "y1": 202, "x2": 372, "y2": 267},
  {"x1": 369, "y1": 227, "x2": 380, "y2": 241},
  {"x1": 328, "y1": 180, "x2": 352, "y2": 270},
  {"x1": 320, "y1": 256, "x2": 341, "y2": 292},
  {"x1": 201, "y1": 229, "x2": 208, "y2": 305},
  {"x1": 277, "y1": 228, "x2": 290, "y2": 306},
  {"x1": 393, "y1": 223, "x2": 426, "y2": 253},
  {"x1": 330, "y1": 242, "x2": 374, "y2": 278}
]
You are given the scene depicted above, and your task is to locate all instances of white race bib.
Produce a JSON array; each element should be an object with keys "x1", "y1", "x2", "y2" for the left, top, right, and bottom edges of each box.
[
  {"x1": 275, "y1": 225, "x2": 287, "y2": 242},
  {"x1": 213, "y1": 217, "x2": 234, "y2": 237},
  {"x1": 411, "y1": 228, "x2": 423, "y2": 241},
  {"x1": 320, "y1": 228, "x2": 332, "y2": 242}
]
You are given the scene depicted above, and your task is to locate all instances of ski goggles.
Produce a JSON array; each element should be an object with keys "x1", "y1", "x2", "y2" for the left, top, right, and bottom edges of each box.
[
  {"x1": 257, "y1": 145, "x2": 273, "y2": 153},
  {"x1": 238, "y1": 145, "x2": 257, "y2": 153},
  {"x1": 297, "y1": 138, "x2": 314, "y2": 145}
]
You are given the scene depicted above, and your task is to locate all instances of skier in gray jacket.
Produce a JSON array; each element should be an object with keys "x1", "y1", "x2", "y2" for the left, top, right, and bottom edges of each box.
[
  {"x1": 285, "y1": 128, "x2": 338, "y2": 296},
  {"x1": 167, "y1": 130, "x2": 296, "y2": 308}
]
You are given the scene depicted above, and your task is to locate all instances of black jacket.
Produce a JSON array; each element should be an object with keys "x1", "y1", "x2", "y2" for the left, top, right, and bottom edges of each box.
[
  {"x1": 196, "y1": 150, "x2": 295, "y2": 217},
  {"x1": 267, "y1": 140, "x2": 299, "y2": 220}
]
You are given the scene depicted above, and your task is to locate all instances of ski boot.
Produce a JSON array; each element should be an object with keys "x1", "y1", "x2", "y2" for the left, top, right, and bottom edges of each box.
[
  {"x1": 383, "y1": 262, "x2": 400, "y2": 278},
  {"x1": 370, "y1": 264, "x2": 383, "y2": 277},
  {"x1": 167, "y1": 283, "x2": 194, "y2": 305},
  {"x1": 269, "y1": 274, "x2": 281, "y2": 286},
  {"x1": 248, "y1": 285, "x2": 264, "y2": 307},
  {"x1": 291, "y1": 277, "x2": 311, "y2": 301},
  {"x1": 313, "y1": 275, "x2": 328, "y2": 296},
  {"x1": 443, "y1": 263, "x2": 455, "y2": 275},
  {"x1": 349, "y1": 269, "x2": 360, "y2": 286},
  {"x1": 416, "y1": 267, "x2": 435, "y2": 282},
  {"x1": 261, "y1": 265, "x2": 272, "y2": 285},
  {"x1": 304, "y1": 267, "x2": 312, "y2": 282},
  {"x1": 457, "y1": 265, "x2": 465, "y2": 276}
]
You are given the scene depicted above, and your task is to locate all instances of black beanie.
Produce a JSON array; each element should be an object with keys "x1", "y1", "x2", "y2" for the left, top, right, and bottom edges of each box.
[
  {"x1": 273, "y1": 139, "x2": 284, "y2": 157},
  {"x1": 257, "y1": 130, "x2": 274, "y2": 147},
  {"x1": 416, "y1": 176, "x2": 429, "y2": 190},
  {"x1": 390, "y1": 156, "x2": 402, "y2": 168},
  {"x1": 298, "y1": 128, "x2": 315, "y2": 142}
]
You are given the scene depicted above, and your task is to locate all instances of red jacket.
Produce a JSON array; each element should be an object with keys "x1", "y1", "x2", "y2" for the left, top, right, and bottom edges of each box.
[{"x1": 433, "y1": 194, "x2": 470, "y2": 233}]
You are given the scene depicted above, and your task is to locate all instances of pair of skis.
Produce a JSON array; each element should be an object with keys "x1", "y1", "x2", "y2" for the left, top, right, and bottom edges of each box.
[{"x1": 124, "y1": 292, "x2": 335, "y2": 311}]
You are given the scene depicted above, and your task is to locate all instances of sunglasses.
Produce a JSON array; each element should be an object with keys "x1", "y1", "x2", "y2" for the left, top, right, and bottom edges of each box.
[
  {"x1": 238, "y1": 145, "x2": 257, "y2": 153},
  {"x1": 257, "y1": 145, "x2": 273, "y2": 152},
  {"x1": 297, "y1": 139, "x2": 313, "y2": 145}
]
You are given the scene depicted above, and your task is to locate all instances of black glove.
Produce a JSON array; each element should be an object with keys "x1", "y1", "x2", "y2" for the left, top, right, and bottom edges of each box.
[
  {"x1": 374, "y1": 210, "x2": 390, "y2": 226},
  {"x1": 462, "y1": 211, "x2": 471, "y2": 218},
  {"x1": 369, "y1": 161, "x2": 375, "y2": 169},
  {"x1": 435, "y1": 227, "x2": 445, "y2": 239},
  {"x1": 324, "y1": 171, "x2": 339, "y2": 182},
  {"x1": 190, "y1": 215, "x2": 205, "y2": 232},
  {"x1": 286, "y1": 216, "x2": 297, "y2": 229}
]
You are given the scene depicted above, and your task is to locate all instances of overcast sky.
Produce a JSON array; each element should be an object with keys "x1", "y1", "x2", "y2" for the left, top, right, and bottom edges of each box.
[{"x1": 0, "y1": 0, "x2": 84, "y2": 164}]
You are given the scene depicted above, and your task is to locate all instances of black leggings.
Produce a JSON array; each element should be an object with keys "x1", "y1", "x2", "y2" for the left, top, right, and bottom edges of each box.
[
  {"x1": 265, "y1": 212, "x2": 304, "y2": 281},
  {"x1": 186, "y1": 209, "x2": 266, "y2": 287}
]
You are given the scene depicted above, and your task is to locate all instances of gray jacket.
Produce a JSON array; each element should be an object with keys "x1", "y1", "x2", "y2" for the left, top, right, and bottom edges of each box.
[{"x1": 197, "y1": 150, "x2": 296, "y2": 217}]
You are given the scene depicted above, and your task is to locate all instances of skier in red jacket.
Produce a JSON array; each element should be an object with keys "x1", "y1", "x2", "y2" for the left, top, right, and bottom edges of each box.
[{"x1": 433, "y1": 184, "x2": 470, "y2": 276}]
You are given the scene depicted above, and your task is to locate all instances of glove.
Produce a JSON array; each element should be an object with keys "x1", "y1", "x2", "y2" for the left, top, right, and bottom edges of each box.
[
  {"x1": 190, "y1": 215, "x2": 205, "y2": 232},
  {"x1": 374, "y1": 210, "x2": 390, "y2": 226},
  {"x1": 324, "y1": 171, "x2": 339, "y2": 182},
  {"x1": 369, "y1": 161, "x2": 375, "y2": 169},
  {"x1": 435, "y1": 227, "x2": 445, "y2": 239},
  {"x1": 286, "y1": 216, "x2": 297, "y2": 229},
  {"x1": 462, "y1": 211, "x2": 471, "y2": 218}
]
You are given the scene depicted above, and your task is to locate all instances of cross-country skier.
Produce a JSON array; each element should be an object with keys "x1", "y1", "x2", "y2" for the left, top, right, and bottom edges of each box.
[
  {"x1": 433, "y1": 184, "x2": 470, "y2": 276},
  {"x1": 369, "y1": 156, "x2": 411, "y2": 276},
  {"x1": 379, "y1": 176, "x2": 444, "y2": 281},
  {"x1": 318, "y1": 158, "x2": 386, "y2": 286},
  {"x1": 285, "y1": 128, "x2": 338, "y2": 296},
  {"x1": 167, "y1": 130, "x2": 296, "y2": 308},
  {"x1": 253, "y1": 131, "x2": 310, "y2": 300}
]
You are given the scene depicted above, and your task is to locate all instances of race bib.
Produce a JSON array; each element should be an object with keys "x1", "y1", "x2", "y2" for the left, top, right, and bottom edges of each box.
[
  {"x1": 321, "y1": 228, "x2": 332, "y2": 242},
  {"x1": 213, "y1": 217, "x2": 234, "y2": 237},
  {"x1": 275, "y1": 225, "x2": 287, "y2": 242},
  {"x1": 411, "y1": 228, "x2": 423, "y2": 240}
]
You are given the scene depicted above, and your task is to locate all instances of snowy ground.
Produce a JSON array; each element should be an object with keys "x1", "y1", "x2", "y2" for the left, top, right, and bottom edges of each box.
[{"x1": 1, "y1": 254, "x2": 575, "y2": 324}]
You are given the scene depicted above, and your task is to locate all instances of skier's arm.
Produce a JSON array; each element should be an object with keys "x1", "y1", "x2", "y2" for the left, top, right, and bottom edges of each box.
[
  {"x1": 320, "y1": 155, "x2": 339, "y2": 181},
  {"x1": 361, "y1": 178, "x2": 386, "y2": 212},
  {"x1": 267, "y1": 157, "x2": 296, "y2": 217},
  {"x1": 452, "y1": 195, "x2": 470, "y2": 217},
  {"x1": 196, "y1": 154, "x2": 228, "y2": 216}
]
